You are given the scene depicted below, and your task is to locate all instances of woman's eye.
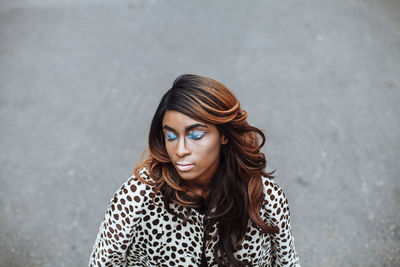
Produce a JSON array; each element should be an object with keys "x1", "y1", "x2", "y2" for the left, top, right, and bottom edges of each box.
[
  {"x1": 165, "y1": 132, "x2": 177, "y2": 141},
  {"x1": 188, "y1": 131, "x2": 205, "y2": 140}
]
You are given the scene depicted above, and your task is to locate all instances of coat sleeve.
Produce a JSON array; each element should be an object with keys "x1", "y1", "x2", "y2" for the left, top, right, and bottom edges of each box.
[
  {"x1": 262, "y1": 178, "x2": 301, "y2": 267},
  {"x1": 88, "y1": 175, "x2": 144, "y2": 267}
]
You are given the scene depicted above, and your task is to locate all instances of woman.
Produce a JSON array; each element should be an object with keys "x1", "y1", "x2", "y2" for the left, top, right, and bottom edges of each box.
[{"x1": 89, "y1": 74, "x2": 300, "y2": 266}]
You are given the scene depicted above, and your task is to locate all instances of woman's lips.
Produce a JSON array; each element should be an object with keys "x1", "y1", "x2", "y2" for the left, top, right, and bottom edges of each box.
[{"x1": 176, "y1": 163, "x2": 194, "y2": 172}]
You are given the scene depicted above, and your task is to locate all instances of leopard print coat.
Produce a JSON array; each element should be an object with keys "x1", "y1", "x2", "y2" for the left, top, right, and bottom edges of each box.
[{"x1": 89, "y1": 168, "x2": 300, "y2": 266}]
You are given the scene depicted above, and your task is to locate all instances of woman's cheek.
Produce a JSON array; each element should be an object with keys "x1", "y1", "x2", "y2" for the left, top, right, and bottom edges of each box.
[{"x1": 205, "y1": 140, "x2": 221, "y2": 156}]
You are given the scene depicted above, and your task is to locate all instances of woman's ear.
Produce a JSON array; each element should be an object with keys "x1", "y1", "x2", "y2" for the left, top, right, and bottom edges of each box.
[{"x1": 221, "y1": 135, "x2": 228, "y2": 145}]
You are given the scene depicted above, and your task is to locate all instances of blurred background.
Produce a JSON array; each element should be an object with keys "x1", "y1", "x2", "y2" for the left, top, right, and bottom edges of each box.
[{"x1": 1, "y1": 0, "x2": 399, "y2": 266}]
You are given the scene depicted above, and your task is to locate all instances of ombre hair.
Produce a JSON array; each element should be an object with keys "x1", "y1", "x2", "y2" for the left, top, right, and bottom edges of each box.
[{"x1": 134, "y1": 74, "x2": 278, "y2": 266}]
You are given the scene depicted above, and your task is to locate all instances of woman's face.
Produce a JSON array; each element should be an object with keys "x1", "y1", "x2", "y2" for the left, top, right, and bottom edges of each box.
[{"x1": 162, "y1": 110, "x2": 227, "y2": 189}]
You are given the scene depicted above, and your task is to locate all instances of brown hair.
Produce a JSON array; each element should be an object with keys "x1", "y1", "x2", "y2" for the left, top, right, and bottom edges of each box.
[{"x1": 134, "y1": 74, "x2": 278, "y2": 266}]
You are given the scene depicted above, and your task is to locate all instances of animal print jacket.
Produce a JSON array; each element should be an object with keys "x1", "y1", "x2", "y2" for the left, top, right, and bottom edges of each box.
[{"x1": 89, "y1": 167, "x2": 300, "y2": 266}]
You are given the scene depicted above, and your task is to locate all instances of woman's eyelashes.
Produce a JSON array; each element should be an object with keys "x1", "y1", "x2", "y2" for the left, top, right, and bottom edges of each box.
[
  {"x1": 164, "y1": 130, "x2": 206, "y2": 141},
  {"x1": 165, "y1": 132, "x2": 178, "y2": 141},
  {"x1": 188, "y1": 130, "x2": 206, "y2": 140}
]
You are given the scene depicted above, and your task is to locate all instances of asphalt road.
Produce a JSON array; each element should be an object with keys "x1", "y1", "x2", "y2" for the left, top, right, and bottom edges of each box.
[{"x1": 1, "y1": 0, "x2": 399, "y2": 266}]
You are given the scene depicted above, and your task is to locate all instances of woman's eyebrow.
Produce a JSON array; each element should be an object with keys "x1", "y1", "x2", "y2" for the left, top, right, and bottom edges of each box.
[
  {"x1": 162, "y1": 123, "x2": 208, "y2": 132},
  {"x1": 186, "y1": 123, "x2": 208, "y2": 131},
  {"x1": 162, "y1": 125, "x2": 175, "y2": 132}
]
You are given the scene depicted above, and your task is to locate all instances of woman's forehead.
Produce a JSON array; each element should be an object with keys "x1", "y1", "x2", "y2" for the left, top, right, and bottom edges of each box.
[{"x1": 162, "y1": 110, "x2": 211, "y2": 128}]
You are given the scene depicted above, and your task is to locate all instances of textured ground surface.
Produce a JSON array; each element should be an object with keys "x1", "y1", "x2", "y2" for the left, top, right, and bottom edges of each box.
[{"x1": 1, "y1": 0, "x2": 399, "y2": 266}]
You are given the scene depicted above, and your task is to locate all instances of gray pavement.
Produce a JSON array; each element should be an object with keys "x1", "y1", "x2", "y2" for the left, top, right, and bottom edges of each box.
[{"x1": 1, "y1": 0, "x2": 399, "y2": 266}]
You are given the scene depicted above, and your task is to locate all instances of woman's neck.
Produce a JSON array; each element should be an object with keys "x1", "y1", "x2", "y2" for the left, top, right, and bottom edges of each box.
[{"x1": 186, "y1": 185, "x2": 209, "y2": 199}]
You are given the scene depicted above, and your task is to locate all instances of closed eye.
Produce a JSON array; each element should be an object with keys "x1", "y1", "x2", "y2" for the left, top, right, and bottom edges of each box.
[
  {"x1": 188, "y1": 130, "x2": 206, "y2": 140},
  {"x1": 165, "y1": 132, "x2": 177, "y2": 141}
]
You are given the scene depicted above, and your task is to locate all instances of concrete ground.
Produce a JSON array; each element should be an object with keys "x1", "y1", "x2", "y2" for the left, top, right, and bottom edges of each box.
[{"x1": 0, "y1": 0, "x2": 399, "y2": 266}]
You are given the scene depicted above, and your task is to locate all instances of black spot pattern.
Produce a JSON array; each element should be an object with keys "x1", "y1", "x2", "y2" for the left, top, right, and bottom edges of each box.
[{"x1": 89, "y1": 168, "x2": 300, "y2": 266}]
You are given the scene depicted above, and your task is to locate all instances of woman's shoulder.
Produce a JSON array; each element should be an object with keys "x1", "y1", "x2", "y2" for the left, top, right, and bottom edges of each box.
[
  {"x1": 110, "y1": 167, "x2": 157, "y2": 209},
  {"x1": 126, "y1": 166, "x2": 155, "y2": 187},
  {"x1": 261, "y1": 176, "x2": 287, "y2": 201},
  {"x1": 260, "y1": 176, "x2": 290, "y2": 222}
]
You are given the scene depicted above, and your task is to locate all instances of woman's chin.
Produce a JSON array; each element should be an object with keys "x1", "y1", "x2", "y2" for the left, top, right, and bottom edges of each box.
[{"x1": 177, "y1": 171, "x2": 195, "y2": 180}]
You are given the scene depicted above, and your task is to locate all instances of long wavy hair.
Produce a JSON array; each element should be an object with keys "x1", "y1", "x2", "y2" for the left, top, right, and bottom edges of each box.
[{"x1": 134, "y1": 74, "x2": 278, "y2": 266}]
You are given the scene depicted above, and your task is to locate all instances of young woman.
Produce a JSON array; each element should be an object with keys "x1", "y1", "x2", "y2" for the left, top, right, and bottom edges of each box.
[{"x1": 89, "y1": 74, "x2": 300, "y2": 266}]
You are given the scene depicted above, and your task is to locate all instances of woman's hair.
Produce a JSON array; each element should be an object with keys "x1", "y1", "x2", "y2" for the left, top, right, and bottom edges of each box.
[{"x1": 134, "y1": 74, "x2": 278, "y2": 266}]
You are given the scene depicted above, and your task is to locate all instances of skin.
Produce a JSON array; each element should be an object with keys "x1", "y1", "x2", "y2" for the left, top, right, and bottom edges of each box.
[{"x1": 162, "y1": 110, "x2": 228, "y2": 196}]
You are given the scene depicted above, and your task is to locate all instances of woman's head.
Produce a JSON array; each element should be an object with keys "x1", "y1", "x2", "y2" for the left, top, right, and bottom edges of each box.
[
  {"x1": 136, "y1": 74, "x2": 277, "y2": 266},
  {"x1": 161, "y1": 109, "x2": 227, "y2": 193},
  {"x1": 148, "y1": 74, "x2": 248, "y2": 191}
]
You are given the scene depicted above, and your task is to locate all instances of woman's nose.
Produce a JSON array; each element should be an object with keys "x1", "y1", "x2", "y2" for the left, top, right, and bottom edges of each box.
[{"x1": 176, "y1": 137, "x2": 190, "y2": 157}]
